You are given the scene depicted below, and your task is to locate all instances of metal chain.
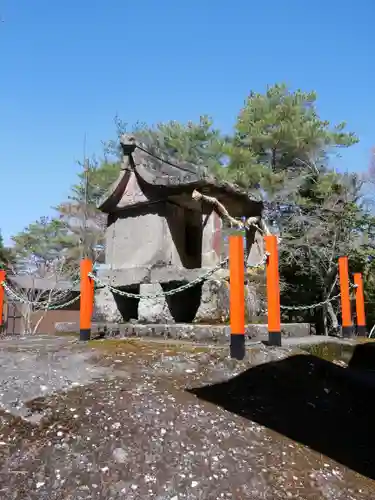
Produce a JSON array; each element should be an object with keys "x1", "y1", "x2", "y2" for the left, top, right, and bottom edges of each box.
[
  {"x1": 2, "y1": 281, "x2": 69, "y2": 307},
  {"x1": 89, "y1": 253, "x2": 268, "y2": 299},
  {"x1": 2, "y1": 249, "x2": 356, "y2": 313},
  {"x1": 279, "y1": 284, "x2": 357, "y2": 311},
  {"x1": 280, "y1": 292, "x2": 342, "y2": 311},
  {"x1": 1, "y1": 278, "x2": 80, "y2": 305},
  {"x1": 1, "y1": 252, "x2": 267, "y2": 306},
  {"x1": 88, "y1": 258, "x2": 229, "y2": 299},
  {"x1": 47, "y1": 294, "x2": 81, "y2": 310},
  {"x1": 1, "y1": 250, "x2": 103, "y2": 301},
  {"x1": 39, "y1": 294, "x2": 81, "y2": 310},
  {"x1": 1, "y1": 281, "x2": 81, "y2": 310}
]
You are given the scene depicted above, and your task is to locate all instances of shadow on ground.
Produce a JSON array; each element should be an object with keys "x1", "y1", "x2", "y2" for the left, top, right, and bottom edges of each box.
[{"x1": 188, "y1": 343, "x2": 375, "y2": 480}]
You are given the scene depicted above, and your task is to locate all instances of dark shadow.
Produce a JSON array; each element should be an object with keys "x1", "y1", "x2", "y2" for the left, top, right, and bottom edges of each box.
[
  {"x1": 162, "y1": 281, "x2": 202, "y2": 322},
  {"x1": 348, "y1": 342, "x2": 375, "y2": 371},
  {"x1": 112, "y1": 285, "x2": 140, "y2": 321},
  {"x1": 188, "y1": 348, "x2": 375, "y2": 479},
  {"x1": 164, "y1": 203, "x2": 202, "y2": 270},
  {"x1": 245, "y1": 224, "x2": 256, "y2": 262},
  {"x1": 91, "y1": 329, "x2": 106, "y2": 340}
]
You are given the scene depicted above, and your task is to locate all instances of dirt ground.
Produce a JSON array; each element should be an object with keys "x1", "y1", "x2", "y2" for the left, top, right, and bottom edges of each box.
[{"x1": 0, "y1": 334, "x2": 374, "y2": 499}]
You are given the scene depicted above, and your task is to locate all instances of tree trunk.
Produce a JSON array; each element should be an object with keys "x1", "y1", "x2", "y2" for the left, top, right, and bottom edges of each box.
[
  {"x1": 327, "y1": 301, "x2": 339, "y2": 333},
  {"x1": 33, "y1": 312, "x2": 46, "y2": 334},
  {"x1": 322, "y1": 306, "x2": 328, "y2": 336}
]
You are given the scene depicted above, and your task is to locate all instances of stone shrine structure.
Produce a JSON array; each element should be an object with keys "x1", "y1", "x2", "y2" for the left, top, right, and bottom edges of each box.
[{"x1": 95, "y1": 134, "x2": 265, "y2": 324}]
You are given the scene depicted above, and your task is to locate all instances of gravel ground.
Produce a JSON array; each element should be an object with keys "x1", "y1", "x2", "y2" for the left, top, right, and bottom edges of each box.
[{"x1": 0, "y1": 335, "x2": 373, "y2": 499}]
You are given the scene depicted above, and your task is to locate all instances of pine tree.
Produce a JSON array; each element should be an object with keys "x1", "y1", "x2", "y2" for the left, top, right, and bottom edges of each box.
[
  {"x1": 225, "y1": 83, "x2": 362, "y2": 331},
  {"x1": 226, "y1": 83, "x2": 358, "y2": 193}
]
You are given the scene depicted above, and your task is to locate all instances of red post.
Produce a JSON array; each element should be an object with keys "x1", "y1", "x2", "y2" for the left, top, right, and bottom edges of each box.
[
  {"x1": 80, "y1": 259, "x2": 94, "y2": 341},
  {"x1": 229, "y1": 234, "x2": 245, "y2": 359},
  {"x1": 265, "y1": 235, "x2": 281, "y2": 346},
  {"x1": 0, "y1": 270, "x2": 5, "y2": 327},
  {"x1": 353, "y1": 273, "x2": 366, "y2": 336},
  {"x1": 338, "y1": 256, "x2": 353, "y2": 338}
]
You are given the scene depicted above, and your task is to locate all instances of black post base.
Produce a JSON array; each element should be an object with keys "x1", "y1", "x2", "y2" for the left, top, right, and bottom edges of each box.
[
  {"x1": 342, "y1": 325, "x2": 354, "y2": 338},
  {"x1": 80, "y1": 328, "x2": 91, "y2": 342},
  {"x1": 230, "y1": 334, "x2": 245, "y2": 360},
  {"x1": 356, "y1": 325, "x2": 367, "y2": 337},
  {"x1": 268, "y1": 331, "x2": 282, "y2": 347}
]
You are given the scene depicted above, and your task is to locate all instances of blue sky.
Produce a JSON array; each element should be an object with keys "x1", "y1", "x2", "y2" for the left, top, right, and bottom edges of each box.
[{"x1": 0, "y1": 0, "x2": 373, "y2": 245}]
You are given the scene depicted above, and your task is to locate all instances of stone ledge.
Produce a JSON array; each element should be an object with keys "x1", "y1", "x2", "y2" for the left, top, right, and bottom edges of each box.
[
  {"x1": 55, "y1": 321, "x2": 311, "y2": 343},
  {"x1": 97, "y1": 266, "x2": 219, "y2": 287}
]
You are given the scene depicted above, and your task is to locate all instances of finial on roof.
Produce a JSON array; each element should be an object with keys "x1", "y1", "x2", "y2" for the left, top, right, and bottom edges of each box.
[{"x1": 120, "y1": 134, "x2": 137, "y2": 155}]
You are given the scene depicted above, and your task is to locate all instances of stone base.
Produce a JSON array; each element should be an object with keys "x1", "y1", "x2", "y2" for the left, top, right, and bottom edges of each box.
[
  {"x1": 55, "y1": 322, "x2": 312, "y2": 343},
  {"x1": 95, "y1": 259, "x2": 263, "y2": 324},
  {"x1": 95, "y1": 287, "x2": 123, "y2": 323},
  {"x1": 195, "y1": 278, "x2": 230, "y2": 323},
  {"x1": 194, "y1": 277, "x2": 260, "y2": 323},
  {"x1": 138, "y1": 284, "x2": 174, "y2": 323}
]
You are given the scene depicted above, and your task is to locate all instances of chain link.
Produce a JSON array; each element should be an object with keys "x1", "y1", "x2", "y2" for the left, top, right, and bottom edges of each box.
[
  {"x1": 280, "y1": 292, "x2": 342, "y2": 311},
  {"x1": 279, "y1": 284, "x2": 357, "y2": 311},
  {"x1": 2, "y1": 280, "x2": 65, "y2": 307},
  {"x1": 1, "y1": 278, "x2": 80, "y2": 306},
  {"x1": 0, "y1": 247, "x2": 106, "y2": 307},
  {"x1": 90, "y1": 253, "x2": 268, "y2": 299},
  {"x1": 46, "y1": 295, "x2": 81, "y2": 310},
  {"x1": 89, "y1": 258, "x2": 229, "y2": 299},
  {"x1": 1, "y1": 281, "x2": 81, "y2": 310},
  {"x1": 0, "y1": 252, "x2": 267, "y2": 306},
  {"x1": 1, "y1": 250, "x2": 355, "y2": 313}
]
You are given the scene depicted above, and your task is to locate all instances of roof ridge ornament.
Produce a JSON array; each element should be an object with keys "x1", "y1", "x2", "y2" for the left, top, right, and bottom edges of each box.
[{"x1": 120, "y1": 134, "x2": 137, "y2": 155}]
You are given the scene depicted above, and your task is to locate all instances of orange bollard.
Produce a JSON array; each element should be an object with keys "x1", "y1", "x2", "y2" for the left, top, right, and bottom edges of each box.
[
  {"x1": 80, "y1": 259, "x2": 94, "y2": 341},
  {"x1": 338, "y1": 256, "x2": 353, "y2": 338},
  {"x1": 0, "y1": 270, "x2": 5, "y2": 327},
  {"x1": 229, "y1": 234, "x2": 245, "y2": 360},
  {"x1": 353, "y1": 273, "x2": 366, "y2": 336},
  {"x1": 265, "y1": 235, "x2": 281, "y2": 346}
]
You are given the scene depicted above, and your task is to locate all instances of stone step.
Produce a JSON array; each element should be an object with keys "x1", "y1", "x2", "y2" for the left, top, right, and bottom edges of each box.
[{"x1": 55, "y1": 322, "x2": 311, "y2": 343}]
